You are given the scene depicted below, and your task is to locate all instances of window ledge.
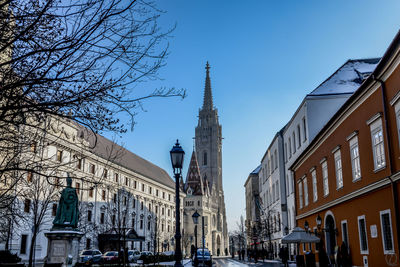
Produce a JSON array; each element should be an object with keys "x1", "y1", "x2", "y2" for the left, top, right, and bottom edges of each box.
[
  {"x1": 336, "y1": 186, "x2": 344, "y2": 191},
  {"x1": 374, "y1": 166, "x2": 386, "y2": 173},
  {"x1": 352, "y1": 177, "x2": 362, "y2": 183}
]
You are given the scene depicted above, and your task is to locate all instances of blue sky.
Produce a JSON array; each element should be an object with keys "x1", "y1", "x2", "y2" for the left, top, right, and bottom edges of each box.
[{"x1": 105, "y1": 1, "x2": 400, "y2": 231}]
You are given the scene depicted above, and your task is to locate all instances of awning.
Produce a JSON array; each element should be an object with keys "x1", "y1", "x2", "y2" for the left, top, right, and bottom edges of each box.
[
  {"x1": 281, "y1": 227, "x2": 320, "y2": 244},
  {"x1": 98, "y1": 228, "x2": 145, "y2": 242}
]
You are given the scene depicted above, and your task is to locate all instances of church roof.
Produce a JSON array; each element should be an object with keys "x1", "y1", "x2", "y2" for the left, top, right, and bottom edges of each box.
[
  {"x1": 184, "y1": 151, "x2": 204, "y2": 195},
  {"x1": 202, "y1": 61, "x2": 214, "y2": 110}
]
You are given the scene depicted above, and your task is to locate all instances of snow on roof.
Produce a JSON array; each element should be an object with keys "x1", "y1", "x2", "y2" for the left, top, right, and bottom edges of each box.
[
  {"x1": 251, "y1": 165, "x2": 262, "y2": 175},
  {"x1": 308, "y1": 58, "x2": 381, "y2": 96}
]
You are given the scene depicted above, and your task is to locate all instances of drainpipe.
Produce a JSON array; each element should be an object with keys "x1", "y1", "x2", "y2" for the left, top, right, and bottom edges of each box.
[{"x1": 373, "y1": 75, "x2": 400, "y2": 255}]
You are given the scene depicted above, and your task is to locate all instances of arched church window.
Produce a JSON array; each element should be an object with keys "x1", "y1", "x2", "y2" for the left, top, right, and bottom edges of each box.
[{"x1": 203, "y1": 151, "x2": 207, "y2": 166}]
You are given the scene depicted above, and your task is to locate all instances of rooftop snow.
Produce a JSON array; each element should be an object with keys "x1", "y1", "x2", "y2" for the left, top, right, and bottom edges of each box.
[{"x1": 308, "y1": 58, "x2": 380, "y2": 96}]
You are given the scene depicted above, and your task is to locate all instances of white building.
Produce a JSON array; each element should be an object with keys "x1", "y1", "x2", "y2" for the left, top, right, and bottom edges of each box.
[{"x1": 2, "y1": 117, "x2": 185, "y2": 264}]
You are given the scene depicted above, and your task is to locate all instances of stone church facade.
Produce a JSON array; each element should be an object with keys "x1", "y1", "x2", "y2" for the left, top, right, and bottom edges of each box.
[{"x1": 183, "y1": 63, "x2": 228, "y2": 256}]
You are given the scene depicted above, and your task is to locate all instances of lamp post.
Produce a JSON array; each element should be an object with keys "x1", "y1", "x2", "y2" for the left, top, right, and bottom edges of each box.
[
  {"x1": 192, "y1": 211, "x2": 200, "y2": 251},
  {"x1": 170, "y1": 140, "x2": 185, "y2": 267}
]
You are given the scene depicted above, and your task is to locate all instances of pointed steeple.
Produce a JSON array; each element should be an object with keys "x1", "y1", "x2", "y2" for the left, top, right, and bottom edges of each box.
[{"x1": 202, "y1": 61, "x2": 214, "y2": 110}]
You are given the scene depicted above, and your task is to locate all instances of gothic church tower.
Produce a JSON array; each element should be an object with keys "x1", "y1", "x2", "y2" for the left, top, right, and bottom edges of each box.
[{"x1": 195, "y1": 62, "x2": 228, "y2": 255}]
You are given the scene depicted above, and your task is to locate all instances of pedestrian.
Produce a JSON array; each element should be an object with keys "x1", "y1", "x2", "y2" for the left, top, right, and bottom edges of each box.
[
  {"x1": 282, "y1": 246, "x2": 289, "y2": 267},
  {"x1": 241, "y1": 249, "x2": 245, "y2": 261}
]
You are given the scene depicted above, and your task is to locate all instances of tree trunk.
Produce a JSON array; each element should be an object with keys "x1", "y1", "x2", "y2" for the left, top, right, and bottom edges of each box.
[{"x1": 28, "y1": 228, "x2": 38, "y2": 267}]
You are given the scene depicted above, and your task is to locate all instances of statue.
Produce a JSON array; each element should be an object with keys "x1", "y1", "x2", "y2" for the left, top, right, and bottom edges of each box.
[{"x1": 53, "y1": 173, "x2": 79, "y2": 229}]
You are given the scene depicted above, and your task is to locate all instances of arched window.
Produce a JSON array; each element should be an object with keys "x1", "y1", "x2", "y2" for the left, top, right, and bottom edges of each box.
[{"x1": 203, "y1": 151, "x2": 207, "y2": 166}]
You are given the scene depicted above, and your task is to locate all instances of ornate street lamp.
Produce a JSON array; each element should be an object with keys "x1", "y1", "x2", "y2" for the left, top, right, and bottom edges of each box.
[
  {"x1": 284, "y1": 226, "x2": 289, "y2": 236},
  {"x1": 192, "y1": 211, "x2": 200, "y2": 251},
  {"x1": 170, "y1": 140, "x2": 185, "y2": 267},
  {"x1": 316, "y1": 214, "x2": 322, "y2": 229},
  {"x1": 304, "y1": 220, "x2": 309, "y2": 232}
]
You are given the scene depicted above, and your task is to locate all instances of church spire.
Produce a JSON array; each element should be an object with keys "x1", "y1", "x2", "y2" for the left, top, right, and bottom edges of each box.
[{"x1": 202, "y1": 61, "x2": 214, "y2": 110}]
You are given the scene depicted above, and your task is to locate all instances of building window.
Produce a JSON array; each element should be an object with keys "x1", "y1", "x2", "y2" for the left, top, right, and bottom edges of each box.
[
  {"x1": 298, "y1": 182, "x2": 303, "y2": 209},
  {"x1": 87, "y1": 210, "x2": 92, "y2": 222},
  {"x1": 77, "y1": 158, "x2": 83, "y2": 170},
  {"x1": 303, "y1": 177, "x2": 308, "y2": 206},
  {"x1": 292, "y1": 132, "x2": 296, "y2": 153},
  {"x1": 358, "y1": 215, "x2": 368, "y2": 254},
  {"x1": 203, "y1": 151, "x2": 207, "y2": 166},
  {"x1": 132, "y1": 218, "x2": 135, "y2": 228},
  {"x1": 156, "y1": 189, "x2": 159, "y2": 197},
  {"x1": 141, "y1": 201, "x2": 144, "y2": 210},
  {"x1": 274, "y1": 150, "x2": 278, "y2": 170},
  {"x1": 302, "y1": 117, "x2": 307, "y2": 141},
  {"x1": 31, "y1": 142, "x2": 37, "y2": 153},
  {"x1": 380, "y1": 209, "x2": 394, "y2": 254},
  {"x1": 349, "y1": 136, "x2": 361, "y2": 181},
  {"x1": 311, "y1": 169, "x2": 317, "y2": 202},
  {"x1": 114, "y1": 173, "x2": 119, "y2": 183},
  {"x1": 284, "y1": 143, "x2": 288, "y2": 162},
  {"x1": 100, "y1": 212, "x2": 105, "y2": 224},
  {"x1": 149, "y1": 186, "x2": 152, "y2": 194},
  {"x1": 124, "y1": 196, "x2": 127, "y2": 206},
  {"x1": 76, "y1": 182, "x2": 80, "y2": 195},
  {"x1": 133, "y1": 199, "x2": 136, "y2": 209},
  {"x1": 341, "y1": 220, "x2": 349, "y2": 250},
  {"x1": 169, "y1": 194, "x2": 171, "y2": 201},
  {"x1": 101, "y1": 190, "x2": 106, "y2": 200},
  {"x1": 371, "y1": 126, "x2": 386, "y2": 170},
  {"x1": 89, "y1": 164, "x2": 95, "y2": 174},
  {"x1": 322, "y1": 161, "x2": 329, "y2": 196},
  {"x1": 297, "y1": 124, "x2": 301, "y2": 148},
  {"x1": 52, "y1": 203, "x2": 57, "y2": 217},
  {"x1": 112, "y1": 214, "x2": 116, "y2": 226},
  {"x1": 113, "y1": 193, "x2": 117, "y2": 203},
  {"x1": 147, "y1": 221, "x2": 151, "y2": 230},
  {"x1": 20, "y1": 234, "x2": 27, "y2": 254},
  {"x1": 133, "y1": 180, "x2": 137, "y2": 189},
  {"x1": 288, "y1": 137, "x2": 292, "y2": 158},
  {"x1": 27, "y1": 172, "x2": 33, "y2": 183},
  {"x1": 162, "y1": 207, "x2": 165, "y2": 215},
  {"x1": 142, "y1": 184, "x2": 145, "y2": 192},
  {"x1": 89, "y1": 187, "x2": 94, "y2": 198},
  {"x1": 103, "y1": 168, "x2": 108, "y2": 179},
  {"x1": 24, "y1": 199, "x2": 31, "y2": 213},
  {"x1": 140, "y1": 218, "x2": 143, "y2": 229},
  {"x1": 271, "y1": 155, "x2": 274, "y2": 171},
  {"x1": 334, "y1": 150, "x2": 343, "y2": 189}
]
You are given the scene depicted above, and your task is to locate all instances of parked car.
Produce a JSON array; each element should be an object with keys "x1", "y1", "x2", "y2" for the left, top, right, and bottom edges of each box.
[
  {"x1": 140, "y1": 251, "x2": 154, "y2": 257},
  {"x1": 161, "y1": 251, "x2": 175, "y2": 256},
  {"x1": 78, "y1": 249, "x2": 102, "y2": 265},
  {"x1": 101, "y1": 251, "x2": 119, "y2": 263},
  {"x1": 193, "y1": 248, "x2": 212, "y2": 267},
  {"x1": 128, "y1": 249, "x2": 141, "y2": 262}
]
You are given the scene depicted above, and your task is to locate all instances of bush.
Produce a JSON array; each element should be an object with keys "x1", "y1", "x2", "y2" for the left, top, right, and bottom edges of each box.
[{"x1": 0, "y1": 251, "x2": 21, "y2": 263}]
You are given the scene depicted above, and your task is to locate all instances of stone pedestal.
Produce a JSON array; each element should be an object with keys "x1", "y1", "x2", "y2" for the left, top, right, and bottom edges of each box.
[{"x1": 45, "y1": 230, "x2": 83, "y2": 267}]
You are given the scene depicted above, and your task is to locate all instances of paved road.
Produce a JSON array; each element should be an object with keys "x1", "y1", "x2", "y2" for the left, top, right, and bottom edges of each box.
[{"x1": 213, "y1": 258, "x2": 282, "y2": 267}]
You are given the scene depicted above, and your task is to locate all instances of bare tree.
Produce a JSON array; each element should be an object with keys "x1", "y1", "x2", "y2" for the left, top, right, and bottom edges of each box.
[{"x1": 0, "y1": 0, "x2": 184, "y2": 247}]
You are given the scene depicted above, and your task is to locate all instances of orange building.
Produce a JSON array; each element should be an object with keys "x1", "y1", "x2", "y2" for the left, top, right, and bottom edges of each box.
[{"x1": 291, "y1": 30, "x2": 400, "y2": 266}]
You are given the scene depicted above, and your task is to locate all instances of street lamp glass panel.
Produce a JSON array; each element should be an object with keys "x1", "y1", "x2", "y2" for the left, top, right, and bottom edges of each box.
[
  {"x1": 316, "y1": 215, "x2": 322, "y2": 227},
  {"x1": 192, "y1": 211, "x2": 200, "y2": 225},
  {"x1": 170, "y1": 140, "x2": 185, "y2": 169}
]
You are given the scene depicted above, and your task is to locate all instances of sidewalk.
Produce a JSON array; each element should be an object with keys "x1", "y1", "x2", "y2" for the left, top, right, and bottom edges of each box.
[{"x1": 231, "y1": 256, "x2": 296, "y2": 267}]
